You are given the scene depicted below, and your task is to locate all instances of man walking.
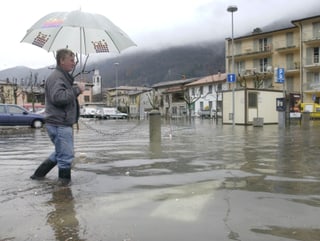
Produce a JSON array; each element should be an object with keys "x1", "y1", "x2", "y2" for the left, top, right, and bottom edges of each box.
[{"x1": 30, "y1": 48, "x2": 85, "y2": 185}]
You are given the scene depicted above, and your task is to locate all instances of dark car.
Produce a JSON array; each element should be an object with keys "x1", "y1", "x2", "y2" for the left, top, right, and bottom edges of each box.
[{"x1": 0, "y1": 104, "x2": 45, "y2": 128}]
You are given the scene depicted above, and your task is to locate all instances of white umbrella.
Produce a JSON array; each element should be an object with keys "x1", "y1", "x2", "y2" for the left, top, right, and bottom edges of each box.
[{"x1": 21, "y1": 10, "x2": 136, "y2": 73}]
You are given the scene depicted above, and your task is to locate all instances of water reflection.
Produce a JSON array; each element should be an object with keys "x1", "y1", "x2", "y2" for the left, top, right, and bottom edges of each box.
[
  {"x1": 149, "y1": 140, "x2": 162, "y2": 158},
  {"x1": 47, "y1": 187, "x2": 84, "y2": 241}
]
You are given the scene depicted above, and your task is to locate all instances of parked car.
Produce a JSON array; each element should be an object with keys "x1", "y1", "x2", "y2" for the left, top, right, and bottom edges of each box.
[
  {"x1": 95, "y1": 107, "x2": 128, "y2": 119},
  {"x1": 80, "y1": 106, "x2": 98, "y2": 118},
  {"x1": 0, "y1": 104, "x2": 45, "y2": 128}
]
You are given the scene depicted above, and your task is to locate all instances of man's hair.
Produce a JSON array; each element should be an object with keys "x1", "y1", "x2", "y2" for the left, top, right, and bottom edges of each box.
[{"x1": 56, "y1": 49, "x2": 75, "y2": 66}]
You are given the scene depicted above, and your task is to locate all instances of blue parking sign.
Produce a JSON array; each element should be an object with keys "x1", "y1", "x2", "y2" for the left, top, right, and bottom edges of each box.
[
  {"x1": 227, "y1": 73, "x2": 236, "y2": 83},
  {"x1": 277, "y1": 68, "x2": 285, "y2": 83}
]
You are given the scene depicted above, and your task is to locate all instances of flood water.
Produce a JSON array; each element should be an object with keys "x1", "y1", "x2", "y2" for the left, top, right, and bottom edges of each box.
[{"x1": 1, "y1": 118, "x2": 320, "y2": 241}]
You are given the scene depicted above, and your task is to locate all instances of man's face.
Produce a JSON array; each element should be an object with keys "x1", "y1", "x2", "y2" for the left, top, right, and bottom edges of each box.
[{"x1": 60, "y1": 54, "x2": 75, "y2": 72}]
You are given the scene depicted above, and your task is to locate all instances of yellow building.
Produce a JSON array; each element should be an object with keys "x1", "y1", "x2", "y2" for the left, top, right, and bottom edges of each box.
[
  {"x1": 292, "y1": 15, "x2": 320, "y2": 103},
  {"x1": 0, "y1": 80, "x2": 18, "y2": 104},
  {"x1": 224, "y1": 14, "x2": 320, "y2": 124},
  {"x1": 226, "y1": 26, "x2": 300, "y2": 93}
]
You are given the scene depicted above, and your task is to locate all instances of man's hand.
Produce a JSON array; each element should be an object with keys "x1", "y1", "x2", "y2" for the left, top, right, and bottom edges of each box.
[{"x1": 76, "y1": 82, "x2": 86, "y2": 94}]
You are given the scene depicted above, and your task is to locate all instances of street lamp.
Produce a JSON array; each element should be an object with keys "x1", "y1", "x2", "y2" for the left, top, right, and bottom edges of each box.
[
  {"x1": 227, "y1": 5, "x2": 237, "y2": 126},
  {"x1": 114, "y1": 62, "x2": 119, "y2": 110}
]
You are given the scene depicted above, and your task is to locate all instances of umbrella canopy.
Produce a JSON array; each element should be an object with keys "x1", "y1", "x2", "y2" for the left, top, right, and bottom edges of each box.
[{"x1": 21, "y1": 10, "x2": 136, "y2": 55}]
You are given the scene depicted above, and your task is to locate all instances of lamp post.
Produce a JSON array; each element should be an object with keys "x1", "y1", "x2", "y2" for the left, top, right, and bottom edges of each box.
[
  {"x1": 227, "y1": 5, "x2": 237, "y2": 126},
  {"x1": 114, "y1": 62, "x2": 119, "y2": 110}
]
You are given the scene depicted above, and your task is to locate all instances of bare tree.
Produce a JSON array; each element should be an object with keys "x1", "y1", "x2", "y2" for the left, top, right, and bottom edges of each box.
[
  {"x1": 183, "y1": 87, "x2": 206, "y2": 121},
  {"x1": 147, "y1": 89, "x2": 161, "y2": 110},
  {"x1": 0, "y1": 86, "x2": 5, "y2": 103}
]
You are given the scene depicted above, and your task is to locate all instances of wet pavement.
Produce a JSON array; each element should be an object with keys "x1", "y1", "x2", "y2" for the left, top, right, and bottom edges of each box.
[{"x1": 1, "y1": 118, "x2": 320, "y2": 241}]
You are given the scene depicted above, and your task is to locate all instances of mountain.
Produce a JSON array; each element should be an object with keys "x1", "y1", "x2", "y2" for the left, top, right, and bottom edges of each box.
[
  {"x1": 0, "y1": 66, "x2": 53, "y2": 83},
  {"x1": 94, "y1": 40, "x2": 226, "y2": 87},
  {"x1": 0, "y1": 40, "x2": 226, "y2": 88}
]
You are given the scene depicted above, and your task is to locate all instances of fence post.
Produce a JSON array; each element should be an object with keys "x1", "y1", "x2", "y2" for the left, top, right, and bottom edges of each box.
[{"x1": 149, "y1": 110, "x2": 161, "y2": 143}]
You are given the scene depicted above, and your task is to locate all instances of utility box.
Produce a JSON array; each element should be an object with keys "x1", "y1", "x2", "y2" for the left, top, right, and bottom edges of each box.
[{"x1": 276, "y1": 98, "x2": 286, "y2": 112}]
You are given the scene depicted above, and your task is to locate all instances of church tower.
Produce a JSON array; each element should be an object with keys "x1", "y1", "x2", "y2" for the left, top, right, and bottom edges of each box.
[{"x1": 92, "y1": 69, "x2": 102, "y2": 96}]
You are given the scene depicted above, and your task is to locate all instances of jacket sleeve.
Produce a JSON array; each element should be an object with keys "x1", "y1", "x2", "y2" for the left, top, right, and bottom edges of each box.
[
  {"x1": 73, "y1": 86, "x2": 82, "y2": 97},
  {"x1": 47, "y1": 78, "x2": 77, "y2": 107}
]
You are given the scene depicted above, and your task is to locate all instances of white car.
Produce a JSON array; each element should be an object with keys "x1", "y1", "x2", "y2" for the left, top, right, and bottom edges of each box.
[
  {"x1": 80, "y1": 106, "x2": 98, "y2": 118},
  {"x1": 95, "y1": 107, "x2": 128, "y2": 119}
]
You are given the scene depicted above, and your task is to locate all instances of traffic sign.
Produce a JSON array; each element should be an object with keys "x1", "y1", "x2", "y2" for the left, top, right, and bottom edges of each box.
[
  {"x1": 277, "y1": 68, "x2": 285, "y2": 83},
  {"x1": 227, "y1": 73, "x2": 236, "y2": 83}
]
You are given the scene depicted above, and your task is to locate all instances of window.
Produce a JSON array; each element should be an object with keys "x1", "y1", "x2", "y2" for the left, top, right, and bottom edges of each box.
[
  {"x1": 248, "y1": 92, "x2": 258, "y2": 108},
  {"x1": 313, "y1": 22, "x2": 320, "y2": 39},
  {"x1": 286, "y1": 77, "x2": 294, "y2": 92},
  {"x1": 130, "y1": 96, "x2": 136, "y2": 104},
  {"x1": 84, "y1": 96, "x2": 90, "y2": 102},
  {"x1": 199, "y1": 86, "x2": 203, "y2": 95},
  {"x1": 208, "y1": 85, "x2": 213, "y2": 93},
  {"x1": 235, "y1": 41, "x2": 242, "y2": 55},
  {"x1": 255, "y1": 37, "x2": 271, "y2": 52},
  {"x1": 286, "y1": 53, "x2": 294, "y2": 70},
  {"x1": 314, "y1": 47, "x2": 319, "y2": 63},
  {"x1": 8, "y1": 105, "x2": 24, "y2": 114},
  {"x1": 254, "y1": 58, "x2": 271, "y2": 73},
  {"x1": 165, "y1": 95, "x2": 169, "y2": 103},
  {"x1": 172, "y1": 106, "x2": 177, "y2": 115},
  {"x1": 259, "y1": 38, "x2": 268, "y2": 51},
  {"x1": 200, "y1": 101, "x2": 204, "y2": 111},
  {"x1": 0, "y1": 105, "x2": 5, "y2": 113},
  {"x1": 236, "y1": 61, "x2": 245, "y2": 75},
  {"x1": 217, "y1": 83, "x2": 222, "y2": 91},
  {"x1": 259, "y1": 58, "x2": 268, "y2": 72},
  {"x1": 286, "y1": 32, "x2": 294, "y2": 47},
  {"x1": 191, "y1": 88, "x2": 195, "y2": 96},
  {"x1": 315, "y1": 72, "x2": 320, "y2": 83}
]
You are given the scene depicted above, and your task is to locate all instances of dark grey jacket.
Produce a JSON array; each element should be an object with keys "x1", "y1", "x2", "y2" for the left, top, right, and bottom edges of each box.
[{"x1": 44, "y1": 67, "x2": 82, "y2": 126}]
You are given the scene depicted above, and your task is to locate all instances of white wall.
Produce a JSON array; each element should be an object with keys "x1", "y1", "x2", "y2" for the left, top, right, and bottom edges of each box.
[{"x1": 223, "y1": 89, "x2": 283, "y2": 125}]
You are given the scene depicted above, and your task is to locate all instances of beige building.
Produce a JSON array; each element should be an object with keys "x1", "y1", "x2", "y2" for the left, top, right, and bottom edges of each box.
[
  {"x1": 0, "y1": 80, "x2": 17, "y2": 104},
  {"x1": 152, "y1": 78, "x2": 199, "y2": 118},
  {"x1": 292, "y1": 15, "x2": 320, "y2": 102},
  {"x1": 226, "y1": 26, "x2": 300, "y2": 92},
  {"x1": 224, "y1": 14, "x2": 320, "y2": 124},
  {"x1": 105, "y1": 86, "x2": 151, "y2": 113}
]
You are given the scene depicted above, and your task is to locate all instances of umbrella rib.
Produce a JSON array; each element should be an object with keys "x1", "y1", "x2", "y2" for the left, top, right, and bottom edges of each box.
[
  {"x1": 104, "y1": 30, "x2": 121, "y2": 53},
  {"x1": 82, "y1": 27, "x2": 87, "y2": 56},
  {"x1": 47, "y1": 27, "x2": 64, "y2": 53}
]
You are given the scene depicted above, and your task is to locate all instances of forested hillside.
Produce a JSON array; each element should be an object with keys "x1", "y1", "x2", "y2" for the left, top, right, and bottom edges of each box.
[{"x1": 0, "y1": 40, "x2": 225, "y2": 88}]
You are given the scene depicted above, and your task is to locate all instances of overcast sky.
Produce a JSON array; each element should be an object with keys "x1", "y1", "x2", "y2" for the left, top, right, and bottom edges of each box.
[{"x1": 1, "y1": 0, "x2": 319, "y2": 71}]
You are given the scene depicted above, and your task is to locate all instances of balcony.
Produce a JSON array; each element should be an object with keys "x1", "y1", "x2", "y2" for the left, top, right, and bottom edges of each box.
[
  {"x1": 304, "y1": 36, "x2": 320, "y2": 46},
  {"x1": 304, "y1": 57, "x2": 320, "y2": 70},
  {"x1": 285, "y1": 62, "x2": 300, "y2": 76},
  {"x1": 275, "y1": 45, "x2": 299, "y2": 54},
  {"x1": 230, "y1": 45, "x2": 273, "y2": 60},
  {"x1": 304, "y1": 81, "x2": 320, "y2": 92},
  {"x1": 239, "y1": 67, "x2": 274, "y2": 77}
]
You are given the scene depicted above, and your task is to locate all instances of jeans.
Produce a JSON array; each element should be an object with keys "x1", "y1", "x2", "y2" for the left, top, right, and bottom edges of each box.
[{"x1": 46, "y1": 124, "x2": 74, "y2": 169}]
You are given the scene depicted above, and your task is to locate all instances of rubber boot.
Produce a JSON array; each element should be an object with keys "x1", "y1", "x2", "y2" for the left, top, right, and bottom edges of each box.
[
  {"x1": 30, "y1": 159, "x2": 56, "y2": 180},
  {"x1": 58, "y1": 168, "x2": 71, "y2": 186}
]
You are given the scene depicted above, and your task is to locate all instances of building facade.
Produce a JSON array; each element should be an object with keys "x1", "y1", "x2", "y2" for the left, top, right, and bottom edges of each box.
[
  {"x1": 292, "y1": 15, "x2": 320, "y2": 103},
  {"x1": 224, "y1": 15, "x2": 320, "y2": 124},
  {"x1": 152, "y1": 78, "x2": 199, "y2": 118},
  {"x1": 185, "y1": 73, "x2": 228, "y2": 118}
]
